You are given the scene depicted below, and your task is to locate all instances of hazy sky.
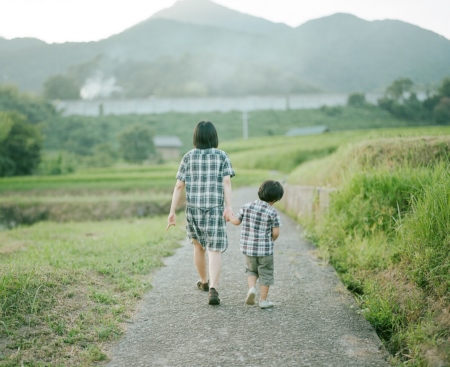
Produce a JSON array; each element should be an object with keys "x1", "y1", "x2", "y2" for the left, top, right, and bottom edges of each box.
[{"x1": 0, "y1": 0, "x2": 449, "y2": 43}]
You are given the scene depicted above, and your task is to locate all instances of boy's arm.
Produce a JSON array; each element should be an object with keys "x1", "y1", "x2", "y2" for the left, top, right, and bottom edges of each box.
[
  {"x1": 228, "y1": 214, "x2": 241, "y2": 226},
  {"x1": 272, "y1": 227, "x2": 280, "y2": 241},
  {"x1": 166, "y1": 179, "x2": 185, "y2": 230}
]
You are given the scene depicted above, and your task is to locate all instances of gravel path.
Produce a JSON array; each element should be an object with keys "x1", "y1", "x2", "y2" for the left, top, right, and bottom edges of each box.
[{"x1": 105, "y1": 187, "x2": 389, "y2": 367}]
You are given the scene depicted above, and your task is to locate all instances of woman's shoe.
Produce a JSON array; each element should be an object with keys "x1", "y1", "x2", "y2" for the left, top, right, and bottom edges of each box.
[
  {"x1": 208, "y1": 288, "x2": 220, "y2": 305},
  {"x1": 197, "y1": 280, "x2": 209, "y2": 291}
]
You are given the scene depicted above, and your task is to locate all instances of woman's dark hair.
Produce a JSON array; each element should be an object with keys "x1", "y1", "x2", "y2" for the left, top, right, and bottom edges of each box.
[
  {"x1": 258, "y1": 180, "x2": 284, "y2": 203},
  {"x1": 193, "y1": 121, "x2": 219, "y2": 149}
]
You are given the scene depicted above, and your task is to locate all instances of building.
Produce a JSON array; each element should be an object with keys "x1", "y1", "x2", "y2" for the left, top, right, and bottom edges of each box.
[
  {"x1": 153, "y1": 136, "x2": 183, "y2": 161},
  {"x1": 285, "y1": 126, "x2": 329, "y2": 136}
]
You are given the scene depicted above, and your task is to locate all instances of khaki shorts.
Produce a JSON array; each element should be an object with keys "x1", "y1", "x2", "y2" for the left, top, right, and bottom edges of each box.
[{"x1": 245, "y1": 255, "x2": 274, "y2": 286}]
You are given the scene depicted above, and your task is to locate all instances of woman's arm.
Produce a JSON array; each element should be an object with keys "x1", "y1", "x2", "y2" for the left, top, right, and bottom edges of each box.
[
  {"x1": 222, "y1": 175, "x2": 233, "y2": 220},
  {"x1": 272, "y1": 227, "x2": 280, "y2": 241},
  {"x1": 166, "y1": 179, "x2": 185, "y2": 230}
]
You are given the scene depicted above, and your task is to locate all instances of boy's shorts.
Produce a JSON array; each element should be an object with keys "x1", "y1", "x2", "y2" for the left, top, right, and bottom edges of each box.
[{"x1": 245, "y1": 255, "x2": 274, "y2": 286}]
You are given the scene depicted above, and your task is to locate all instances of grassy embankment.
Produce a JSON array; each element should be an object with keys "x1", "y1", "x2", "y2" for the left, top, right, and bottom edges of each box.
[{"x1": 286, "y1": 127, "x2": 450, "y2": 366}]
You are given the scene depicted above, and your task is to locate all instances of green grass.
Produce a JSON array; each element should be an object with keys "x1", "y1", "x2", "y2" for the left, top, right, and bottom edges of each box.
[
  {"x1": 0, "y1": 163, "x2": 274, "y2": 193},
  {"x1": 0, "y1": 216, "x2": 186, "y2": 366},
  {"x1": 288, "y1": 127, "x2": 450, "y2": 187},
  {"x1": 291, "y1": 140, "x2": 450, "y2": 366}
]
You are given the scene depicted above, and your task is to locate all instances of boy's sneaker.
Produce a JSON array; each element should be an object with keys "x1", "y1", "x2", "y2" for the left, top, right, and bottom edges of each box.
[
  {"x1": 208, "y1": 288, "x2": 220, "y2": 305},
  {"x1": 197, "y1": 280, "x2": 209, "y2": 292},
  {"x1": 245, "y1": 287, "x2": 257, "y2": 305},
  {"x1": 259, "y1": 299, "x2": 274, "y2": 309}
]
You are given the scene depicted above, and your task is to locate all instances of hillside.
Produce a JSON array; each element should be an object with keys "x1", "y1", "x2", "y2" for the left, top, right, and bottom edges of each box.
[
  {"x1": 293, "y1": 13, "x2": 450, "y2": 91},
  {"x1": 0, "y1": 0, "x2": 449, "y2": 95},
  {"x1": 151, "y1": 0, "x2": 291, "y2": 35}
]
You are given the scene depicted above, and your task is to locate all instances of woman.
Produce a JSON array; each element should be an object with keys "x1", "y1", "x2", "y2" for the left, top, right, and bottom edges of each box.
[{"x1": 166, "y1": 121, "x2": 234, "y2": 305}]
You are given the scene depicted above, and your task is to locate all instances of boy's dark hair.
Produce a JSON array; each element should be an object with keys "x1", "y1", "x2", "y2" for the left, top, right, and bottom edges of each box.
[
  {"x1": 193, "y1": 121, "x2": 219, "y2": 149},
  {"x1": 258, "y1": 180, "x2": 284, "y2": 203}
]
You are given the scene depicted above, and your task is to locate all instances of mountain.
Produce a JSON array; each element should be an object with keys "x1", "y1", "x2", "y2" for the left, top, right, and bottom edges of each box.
[
  {"x1": 0, "y1": 0, "x2": 449, "y2": 97},
  {"x1": 151, "y1": 0, "x2": 291, "y2": 35},
  {"x1": 292, "y1": 13, "x2": 450, "y2": 91},
  {"x1": 0, "y1": 37, "x2": 46, "y2": 53}
]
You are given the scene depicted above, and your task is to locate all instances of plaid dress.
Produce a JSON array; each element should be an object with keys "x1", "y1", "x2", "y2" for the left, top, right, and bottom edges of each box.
[
  {"x1": 176, "y1": 148, "x2": 235, "y2": 251},
  {"x1": 236, "y1": 200, "x2": 281, "y2": 256}
]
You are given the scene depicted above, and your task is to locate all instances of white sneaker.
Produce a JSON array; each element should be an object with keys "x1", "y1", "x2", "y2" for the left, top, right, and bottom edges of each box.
[
  {"x1": 259, "y1": 299, "x2": 274, "y2": 309},
  {"x1": 245, "y1": 287, "x2": 257, "y2": 305}
]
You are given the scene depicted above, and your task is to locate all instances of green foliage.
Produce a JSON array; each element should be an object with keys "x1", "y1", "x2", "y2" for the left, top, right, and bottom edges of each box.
[
  {"x1": 44, "y1": 115, "x2": 108, "y2": 156},
  {"x1": 320, "y1": 105, "x2": 342, "y2": 116},
  {"x1": 347, "y1": 93, "x2": 366, "y2": 107},
  {"x1": 118, "y1": 124, "x2": 155, "y2": 163},
  {"x1": 438, "y1": 77, "x2": 450, "y2": 98},
  {"x1": 42, "y1": 74, "x2": 80, "y2": 100},
  {"x1": 378, "y1": 78, "x2": 428, "y2": 121},
  {"x1": 324, "y1": 169, "x2": 431, "y2": 247},
  {"x1": 230, "y1": 142, "x2": 337, "y2": 173},
  {"x1": 288, "y1": 131, "x2": 450, "y2": 187},
  {"x1": 43, "y1": 104, "x2": 411, "y2": 159},
  {"x1": 385, "y1": 78, "x2": 413, "y2": 102},
  {"x1": 36, "y1": 151, "x2": 77, "y2": 175},
  {"x1": 0, "y1": 84, "x2": 57, "y2": 124},
  {"x1": 0, "y1": 112, "x2": 42, "y2": 177},
  {"x1": 293, "y1": 136, "x2": 450, "y2": 365},
  {"x1": 83, "y1": 144, "x2": 118, "y2": 168},
  {"x1": 433, "y1": 97, "x2": 450, "y2": 124},
  {"x1": 397, "y1": 167, "x2": 450, "y2": 297}
]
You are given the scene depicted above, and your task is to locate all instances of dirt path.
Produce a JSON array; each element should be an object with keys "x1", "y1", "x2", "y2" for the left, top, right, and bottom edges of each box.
[{"x1": 105, "y1": 187, "x2": 389, "y2": 367}]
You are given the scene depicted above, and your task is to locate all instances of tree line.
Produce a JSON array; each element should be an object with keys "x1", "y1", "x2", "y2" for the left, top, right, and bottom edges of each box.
[
  {"x1": 1, "y1": 76, "x2": 450, "y2": 177},
  {"x1": 0, "y1": 85, "x2": 156, "y2": 177},
  {"x1": 348, "y1": 77, "x2": 450, "y2": 124}
]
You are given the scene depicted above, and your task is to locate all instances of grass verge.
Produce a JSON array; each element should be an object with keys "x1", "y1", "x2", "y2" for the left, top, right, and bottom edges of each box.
[
  {"x1": 288, "y1": 135, "x2": 450, "y2": 366},
  {"x1": 0, "y1": 216, "x2": 186, "y2": 366}
]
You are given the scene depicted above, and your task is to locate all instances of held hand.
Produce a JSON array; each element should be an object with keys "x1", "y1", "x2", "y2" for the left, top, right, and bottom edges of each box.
[
  {"x1": 166, "y1": 213, "x2": 176, "y2": 231},
  {"x1": 223, "y1": 206, "x2": 233, "y2": 222}
]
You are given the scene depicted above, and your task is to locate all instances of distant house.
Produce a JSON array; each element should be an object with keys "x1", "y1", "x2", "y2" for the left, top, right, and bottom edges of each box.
[
  {"x1": 153, "y1": 136, "x2": 183, "y2": 161},
  {"x1": 285, "y1": 125, "x2": 329, "y2": 136}
]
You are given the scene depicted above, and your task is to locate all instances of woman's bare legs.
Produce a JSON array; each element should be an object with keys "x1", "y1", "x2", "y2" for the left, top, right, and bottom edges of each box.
[
  {"x1": 193, "y1": 239, "x2": 207, "y2": 284},
  {"x1": 207, "y1": 250, "x2": 222, "y2": 289}
]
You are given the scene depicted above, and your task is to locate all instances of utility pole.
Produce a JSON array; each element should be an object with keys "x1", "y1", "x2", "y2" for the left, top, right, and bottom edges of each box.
[{"x1": 242, "y1": 110, "x2": 248, "y2": 140}]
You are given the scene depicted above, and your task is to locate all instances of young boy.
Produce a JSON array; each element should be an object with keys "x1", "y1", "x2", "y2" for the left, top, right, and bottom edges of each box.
[{"x1": 227, "y1": 180, "x2": 283, "y2": 308}]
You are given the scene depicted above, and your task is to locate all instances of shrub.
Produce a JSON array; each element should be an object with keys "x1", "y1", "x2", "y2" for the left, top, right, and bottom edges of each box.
[{"x1": 0, "y1": 112, "x2": 42, "y2": 177}]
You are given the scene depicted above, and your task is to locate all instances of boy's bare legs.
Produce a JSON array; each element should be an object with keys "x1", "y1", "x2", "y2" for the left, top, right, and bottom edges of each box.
[
  {"x1": 193, "y1": 240, "x2": 208, "y2": 284},
  {"x1": 207, "y1": 250, "x2": 222, "y2": 289},
  {"x1": 260, "y1": 285, "x2": 269, "y2": 301},
  {"x1": 247, "y1": 275, "x2": 257, "y2": 289}
]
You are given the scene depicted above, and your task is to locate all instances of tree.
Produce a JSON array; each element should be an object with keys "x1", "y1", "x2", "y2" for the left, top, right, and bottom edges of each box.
[
  {"x1": 385, "y1": 78, "x2": 414, "y2": 102},
  {"x1": 84, "y1": 144, "x2": 118, "y2": 167},
  {"x1": 0, "y1": 84, "x2": 58, "y2": 124},
  {"x1": 378, "y1": 78, "x2": 425, "y2": 120},
  {"x1": 0, "y1": 112, "x2": 43, "y2": 176},
  {"x1": 347, "y1": 93, "x2": 366, "y2": 107},
  {"x1": 438, "y1": 77, "x2": 450, "y2": 98},
  {"x1": 433, "y1": 97, "x2": 450, "y2": 125},
  {"x1": 43, "y1": 74, "x2": 80, "y2": 100},
  {"x1": 118, "y1": 124, "x2": 155, "y2": 164}
]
